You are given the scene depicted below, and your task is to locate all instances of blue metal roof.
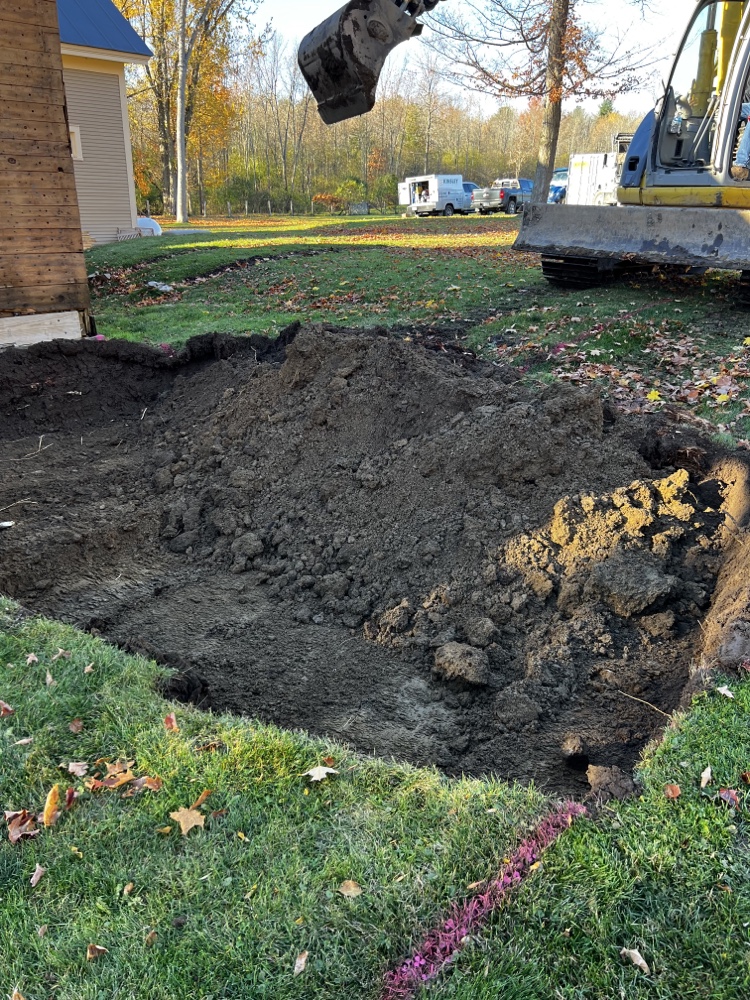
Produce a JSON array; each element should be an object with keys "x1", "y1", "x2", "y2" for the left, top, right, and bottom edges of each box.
[{"x1": 57, "y1": 0, "x2": 152, "y2": 59}]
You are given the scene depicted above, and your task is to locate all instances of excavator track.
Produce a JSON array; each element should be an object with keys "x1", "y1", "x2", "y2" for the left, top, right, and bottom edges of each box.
[{"x1": 540, "y1": 255, "x2": 621, "y2": 289}]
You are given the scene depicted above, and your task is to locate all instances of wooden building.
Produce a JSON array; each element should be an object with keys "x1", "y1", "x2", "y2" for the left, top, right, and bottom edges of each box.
[{"x1": 0, "y1": 0, "x2": 91, "y2": 347}]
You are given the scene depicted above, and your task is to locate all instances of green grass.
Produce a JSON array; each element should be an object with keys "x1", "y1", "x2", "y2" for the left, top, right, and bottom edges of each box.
[{"x1": 2, "y1": 602, "x2": 750, "y2": 998}]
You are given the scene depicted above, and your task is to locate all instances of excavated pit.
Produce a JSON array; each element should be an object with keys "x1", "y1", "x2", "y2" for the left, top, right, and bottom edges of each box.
[{"x1": 2, "y1": 326, "x2": 750, "y2": 795}]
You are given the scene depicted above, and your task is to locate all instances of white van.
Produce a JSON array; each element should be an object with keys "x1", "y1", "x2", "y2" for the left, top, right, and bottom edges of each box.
[{"x1": 398, "y1": 175, "x2": 473, "y2": 216}]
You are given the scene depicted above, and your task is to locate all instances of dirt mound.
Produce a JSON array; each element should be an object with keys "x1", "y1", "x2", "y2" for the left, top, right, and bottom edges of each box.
[{"x1": 1, "y1": 326, "x2": 747, "y2": 793}]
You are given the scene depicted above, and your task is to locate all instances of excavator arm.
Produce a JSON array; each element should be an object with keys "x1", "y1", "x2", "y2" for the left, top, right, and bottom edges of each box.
[{"x1": 298, "y1": 0, "x2": 444, "y2": 125}]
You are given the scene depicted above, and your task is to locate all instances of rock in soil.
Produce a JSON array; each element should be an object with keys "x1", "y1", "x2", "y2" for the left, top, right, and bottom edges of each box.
[{"x1": 1, "y1": 325, "x2": 748, "y2": 795}]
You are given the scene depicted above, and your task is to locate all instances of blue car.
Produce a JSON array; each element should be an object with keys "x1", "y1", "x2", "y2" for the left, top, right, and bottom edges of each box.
[{"x1": 548, "y1": 168, "x2": 568, "y2": 204}]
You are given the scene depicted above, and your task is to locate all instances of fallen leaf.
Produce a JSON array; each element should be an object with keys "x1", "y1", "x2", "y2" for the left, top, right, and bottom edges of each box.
[
  {"x1": 164, "y1": 713, "x2": 180, "y2": 732},
  {"x1": 51, "y1": 648, "x2": 70, "y2": 663},
  {"x1": 13, "y1": 737, "x2": 33, "y2": 746},
  {"x1": 156, "y1": 826, "x2": 173, "y2": 835},
  {"x1": 190, "y1": 788, "x2": 212, "y2": 810},
  {"x1": 123, "y1": 882, "x2": 135, "y2": 896},
  {"x1": 741, "y1": 771, "x2": 750, "y2": 785},
  {"x1": 236, "y1": 830, "x2": 247, "y2": 841},
  {"x1": 45, "y1": 670, "x2": 56, "y2": 688},
  {"x1": 43, "y1": 785, "x2": 60, "y2": 827},
  {"x1": 145, "y1": 929, "x2": 158, "y2": 947},
  {"x1": 294, "y1": 951, "x2": 309, "y2": 976},
  {"x1": 12, "y1": 989, "x2": 26, "y2": 1000},
  {"x1": 83, "y1": 663, "x2": 94, "y2": 675},
  {"x1": 86, "y1": 943, "x2": 108, "y2": 961},
  {"x1": 211, "y1": 808, "x2": 228, "y2": 818},
  {"x1": 104, "y1": 759, "x2": 135, "y2": 776},
  {"x1": 338, "y1": 880, "x2": 362, "y2": 898},
  {"x1": 65, "y1": 787, "x2": 79, "y2": 810},
  {"x1": 701, "y1": 766, "x2": 712, "y2": 789},
  {"x1": 30, "y1": 864, "x2": 46, "y2": 887},
  {"x1": 664, "y1": 784, "x2": 681, "y2": 799},
  {"x1": 69, "y1": 719, "x2": 84, "y2": 734},
  {"x1": 322, "y1": 756, "x2": 336, "y2": 767},
  {"x1": 26, "y1": 653, "x2": 38, "y2": 665},
  {"x1": 0, "y1": 699, "x2": 14, "y2": 717},
  {"x1": 717, "y1": 685, "x2": 735, "y2": 699},
  {"x1": 37, "y1": 924, "x2": 47, "y2": 937},
  {"x1": 169, "y1": 807, "x2": 205, "y2": 836},
  {"x1": 620, "y1": 947, "x2": 650, "y2": 974},
  {"x1": 70, "y1": 845, "x2": 83, "y2": 858},
  {"x1": 303, "y1": 766, "x2": 338, "y2": 782},
  {"x1": 5, "y1": 810, "x2": 39, "y2": 844},
  {"x1": 646, "y1": 390, "x2": 661, "y2": 402},
  {"x1": 67, "y1": 762, "x2": 88, "y2": 778},
  {"x1": 102, "y1": 770, "x2": 135, "y2": 789},
  {"x1": 195, "y1": 740, "x2": 224, "y2": 753},
  {"x1": 719, "y1": 788, "x2": 740, "y2": 807}
]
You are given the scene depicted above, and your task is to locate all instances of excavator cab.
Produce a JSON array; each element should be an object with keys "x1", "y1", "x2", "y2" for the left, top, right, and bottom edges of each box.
[{"x1": 298, "y1": 0, "x2": 439, "y2": 125}]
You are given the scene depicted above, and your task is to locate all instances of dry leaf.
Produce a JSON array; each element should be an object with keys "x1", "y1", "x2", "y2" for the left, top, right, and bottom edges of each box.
[
  {"x1": 322, "y1": 756, "x2": 336, "y2": 767},
  {"x1": 123, "y1": 882, "x2": 135, "y2": 896},
  {"x1": 43, "y1": 785, "x2": 60, "y2": 827},
  {"x1": 65, "y1": 787, "x2": 79, "y2": 810},
  {"x1": 717, "y1": 685, "x2": 735, "y2": 699},
  {"x1": 169, "y1": 807, "x2": 205, "y2": 836},
  {"x1": 700, "y1": 766, "x2": 712, "y2": 789},
  {"x1": 69, "y1": 719, "x2": 84, "y2": 734},
  {"x1": 67, "y1": 762, "x2": 89, "y2": 778},
  {"x1": 195, "y1": 740, "x2": 224, "y2": 753},
  {"x1": 338, "y1": 880, "x2": 362, "y2": 898},
  {"x1": 51, "y1": 648, "x2": 70, "y2": 662},
  {"x1": 5, "y1": 810, "x2": 39, "y2": 844},
  {"x1": 83, "y1": 663, "x2": 94, "y2": 674},
  {"x1": 145, "y1": 930, "x2": 158, "y2": 947},
  {"x1": 741, "y1": 771, "x2": 750, "y2": 785},
  {"x1": 86, "y1": 943, "x2": 108, "y2": 961},
  {"x1": 190, "y1": 788, "x2": 212, "y2": 810},
  {"x1": 303, "y1": 766, "x2": 338, "y2": 782},
  {"x1": 293, "y1": 951, "x2": 309, "y2": 976},
  {"x1": 211, "y1": 809, "x2": 228, "y2": 818},
  {"x1": 70, "y1": 845, "x2": 83, "y2": 858},
  {"x1": 13, "y1": 737, "x2": 33, "y2": 746},
  {"x1": 664, "y1": 784, "x2": 681, "y2": 800},
  {"x1": 0, "y1": 699, "x2": 14, "y2": 717},
  {"x1": 621, "y1": 947, "x2": 650, "y2": 975},
  {"x1": 45, "y1": 670, "x2": 56, "y2": 688},
  {"x1": 102, "y1": 770, "x2": 135, "y2": 789},
  {"x1": 30, "y1": 864, "x2": 46, "y2": 887},
  {"x1": 12, "y1": 989, "x2": 26, "y2": 1000},
  {"x1": 26, "y1": 653, "x2": 38, "y2": 665},
  {"x1": 164, "y1": 713, "x2": 180, "y2": 732},
  {"x1": 719, "y1": 788, "x2": 740, "y2": 807},
  {"x1": 37, "y1": 925, "x2": 47, "y2": 937},
  {"x1": 156, "y1": 826, "x2": 173, "y2": 835},
  {"x1": 105, "y1": 759, "x2": 135, "y2": 776}
]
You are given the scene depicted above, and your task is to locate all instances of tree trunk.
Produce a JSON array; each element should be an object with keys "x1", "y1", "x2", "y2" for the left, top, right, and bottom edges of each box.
[
  {"x1": 532, "y1": 0, "x2": 570, "y2": 205},
  {"x1": 175, "y1": 0, "x2": 189, "y2": 223}
]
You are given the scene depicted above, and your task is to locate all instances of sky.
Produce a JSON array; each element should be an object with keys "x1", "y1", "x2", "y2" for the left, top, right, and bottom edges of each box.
[{"x1": 257, "y1": 0, "x2": 695, "y2": 112}]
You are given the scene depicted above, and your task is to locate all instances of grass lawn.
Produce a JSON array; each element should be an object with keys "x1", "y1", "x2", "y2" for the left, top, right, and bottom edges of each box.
[{"x1": 2, "y1": 601, "x2": 750, "y2": 999}]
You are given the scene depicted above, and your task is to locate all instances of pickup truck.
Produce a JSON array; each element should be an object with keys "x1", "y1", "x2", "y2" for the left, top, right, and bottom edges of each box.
[{"x1": 472, "y1": 178, "x2": 533, "y2": 215}]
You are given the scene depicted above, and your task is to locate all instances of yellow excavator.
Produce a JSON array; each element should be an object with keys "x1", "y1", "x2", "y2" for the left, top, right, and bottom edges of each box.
[{"x1": 299, "y1": 0, "x2": 750, "y2": 288}]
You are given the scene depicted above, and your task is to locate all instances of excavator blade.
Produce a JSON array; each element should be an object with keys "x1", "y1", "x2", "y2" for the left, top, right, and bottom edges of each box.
[
  {"x1": 516, "y1": 204, "x2": 750, "y2": 278},
  {"x1": 299, "y1": 0, "x2": 423, "y2": 125}
]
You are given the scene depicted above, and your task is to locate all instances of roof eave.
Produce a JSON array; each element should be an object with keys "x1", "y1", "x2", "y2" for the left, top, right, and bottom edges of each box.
[{"x1": 60, "y1": 41, "x2": 151, "y2": 65}]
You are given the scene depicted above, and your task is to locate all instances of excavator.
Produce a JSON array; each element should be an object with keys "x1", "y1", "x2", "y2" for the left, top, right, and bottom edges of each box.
[{"x1": 299, "y1": 0, "x2": 750, "y2": 288}]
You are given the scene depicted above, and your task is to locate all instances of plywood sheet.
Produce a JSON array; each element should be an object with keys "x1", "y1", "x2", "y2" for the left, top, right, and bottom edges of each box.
[{"x1": 0, "y1": 310, "x2": 83, "y2": 348}]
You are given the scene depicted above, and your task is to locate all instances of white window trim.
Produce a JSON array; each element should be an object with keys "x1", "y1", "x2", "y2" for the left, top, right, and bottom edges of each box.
[{"x1": 69, "y1": 125, "x2": 83, "y2": 161}]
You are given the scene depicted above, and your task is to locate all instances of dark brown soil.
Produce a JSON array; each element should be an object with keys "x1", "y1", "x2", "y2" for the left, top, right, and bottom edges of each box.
[{"x1": 1, "y1": 326, "x2": 748, "y2": 794}]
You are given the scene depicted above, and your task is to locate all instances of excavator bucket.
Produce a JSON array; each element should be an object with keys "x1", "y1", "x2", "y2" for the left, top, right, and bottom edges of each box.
[
  {"x1": 516, "y1": 204, "x2": 750, "y2": 285},
  {"x1": 299, "y1": 0, "x2": 423, "y2": 125}
]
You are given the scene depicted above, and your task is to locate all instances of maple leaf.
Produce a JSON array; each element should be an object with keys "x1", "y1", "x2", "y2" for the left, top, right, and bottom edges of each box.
[
  {"x1": 620, "y1": 947, "x2": 650, "y2": 974},
  {"x1": 164, "y1": 713, "x2": 180, "y2": 732},
  {"x1": 700, "y1": 766, "x2": 712, "y2": 789},
  {"x1": 51, "y1": 648, "x2": 70, "y2": 663},
  {"x1": 664, "y1": 784, "x2": 681, "y2": 800},
  {"x1": 86, "y1": 944, "x2": 109, "y2": 961},
  {"x1": 0, "y1": 699, "x2": 14, "y2": 717},
  {"x1": 30, "y1": 864, "x2": 46, "y2": 887},
  {"x1": 338, "y1": 880, "x2": 363, "y2": 898},
  {"x1": 69, "y1": 719, "x2": 84, "y2": 734},
  {"x1": 102, "y1": 771, "x2": 135, "y2": 789},
  {"x1": 719, "y1": 788, "x2": 740, "y2": 807},
  {"x1": 169, "y1": 807, "x2": 205, "y2": 836},
  {"x1": 67, "y1": 762, "x2": 89, "y2": 778},
  {"x1": 26, "y1": 653, "x2": 38, "y2": 665},
  {"x1": 43, "y1": 785, "x2": 61, "y2": 827},
  {"x1": 303, "y1": 766, "x2": 338, "y2": 782},
  {"x1": 294, "y1": 951, "x2": 309, "y2": 976},
  {"x1": 646, "y1": 390, "x2": 661, "y2": 402},
  {"x1": 5, "y1": 810, "x2": 39, "y2": 844}
]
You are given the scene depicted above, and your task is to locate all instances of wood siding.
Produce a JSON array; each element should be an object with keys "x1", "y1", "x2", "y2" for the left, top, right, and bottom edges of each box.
[
  {"x1": 0, "y1": 0, "x2": 89, "y2": 316},
  {"x1": 63, "y1": 66, "x2": 137, "y2": 244}
]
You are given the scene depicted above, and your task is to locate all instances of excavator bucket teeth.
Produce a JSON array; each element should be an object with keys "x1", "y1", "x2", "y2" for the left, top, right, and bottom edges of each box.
[
  {"x1": 299, "y1": 0, "x2": 422, "y2": 125},
  {"x1": 516, "y1": 204, "x2": 750, "y2": 272}
]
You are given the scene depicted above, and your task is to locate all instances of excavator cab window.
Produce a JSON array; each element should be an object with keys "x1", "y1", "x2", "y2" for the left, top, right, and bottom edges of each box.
[{"x1": 657, "y1": 0, "x2": 743, "y2": 169}]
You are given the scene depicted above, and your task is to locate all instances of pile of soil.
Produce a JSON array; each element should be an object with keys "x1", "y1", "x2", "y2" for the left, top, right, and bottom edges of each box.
[{"x1": 1, "y1": 326, "x2": 749, "y2": 794}]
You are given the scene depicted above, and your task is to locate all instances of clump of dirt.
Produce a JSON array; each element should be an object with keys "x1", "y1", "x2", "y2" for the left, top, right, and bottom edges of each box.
[{"x1": 1, "y1": 326, "x2": 748, "y2": 794}]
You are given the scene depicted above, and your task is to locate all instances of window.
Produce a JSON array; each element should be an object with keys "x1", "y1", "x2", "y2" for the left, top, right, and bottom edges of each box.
[{"x1": 69, "y1": 125, "x2": 83, "y2": 161}]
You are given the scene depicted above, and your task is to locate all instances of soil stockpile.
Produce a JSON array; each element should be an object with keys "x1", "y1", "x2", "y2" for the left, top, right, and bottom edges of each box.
[{"x1": 1, "y1": 326, "x2": 748, "y2": 794}]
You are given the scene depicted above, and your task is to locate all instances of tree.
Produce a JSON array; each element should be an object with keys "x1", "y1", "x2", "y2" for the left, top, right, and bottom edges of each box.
[{"x1": 427, "y1": 0, "x2": 655, "y2": 200}]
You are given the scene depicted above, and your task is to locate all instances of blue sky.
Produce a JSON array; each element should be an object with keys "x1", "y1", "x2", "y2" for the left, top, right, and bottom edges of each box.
[{"x1": 260, "y1": 0, "x2": 692, "y2": 111}]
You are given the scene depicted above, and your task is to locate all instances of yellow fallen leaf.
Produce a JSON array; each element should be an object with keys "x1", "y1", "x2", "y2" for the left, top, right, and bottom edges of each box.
[
  {"x1": 646, "y1": 390, "x2": 661, "y2": 402},
  {"x1": 338, "y1": 880, "x2": 363, "y2": 898},
  {"x1": 169, "y1": 807, "x2": 205, "y2": 836},
  {"x1": 156, "y1": 826, "x2": 173, "y2": 835},
  {"x1": 123, "y1": 882, "x2": 135, "y2": 896},
  {"x1": 43, "y1": 785, "x2": 60, "y2": 827},
  {"x1": 70, "y1": 846, "x2": 83, "y2": 858}
]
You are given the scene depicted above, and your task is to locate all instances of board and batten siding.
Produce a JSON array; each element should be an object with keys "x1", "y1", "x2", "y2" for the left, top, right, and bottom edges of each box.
[
  {"x1": 0, "y1": 0, "x2": 90, "y2": 327},
  {"x1": 62, "y1": 64, "x2": 137, "y2": 245}
]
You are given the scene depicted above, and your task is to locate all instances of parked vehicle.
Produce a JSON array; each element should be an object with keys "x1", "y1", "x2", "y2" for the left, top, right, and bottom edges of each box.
[
  {"x1": 398, "y1": 174, "x2": 474, "y2": 216},
  {"x1": 565, "y1": 135, "x2": 635, "y2": 206},
  {"x1": 472, "y1": 178, "x2": 531, "y2": 215},
  {"x1": 547, "y1": 168, "x2": 568, "y2": 204}
]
